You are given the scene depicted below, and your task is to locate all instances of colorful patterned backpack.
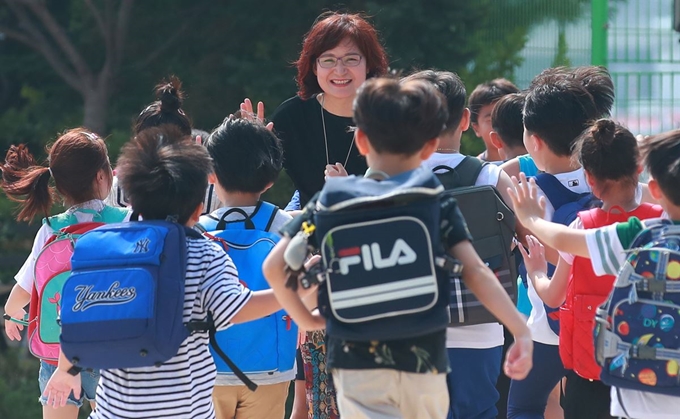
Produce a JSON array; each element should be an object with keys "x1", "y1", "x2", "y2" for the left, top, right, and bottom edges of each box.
[
  {"x1": 27, "y1": 207, "x2": 128, "y2": 362},
  {"x1": 594, "y1": 219, "x2": 680, "y2": 396}
]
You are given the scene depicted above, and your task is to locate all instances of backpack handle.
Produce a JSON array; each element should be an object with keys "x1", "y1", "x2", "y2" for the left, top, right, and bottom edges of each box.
[{"x1": 216, "y1": 208, "x2": 255, "y2": 230}]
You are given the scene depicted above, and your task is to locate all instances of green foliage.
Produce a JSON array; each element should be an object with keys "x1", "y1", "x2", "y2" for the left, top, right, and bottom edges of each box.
[{"x1": 0, "y1": 347, "x2": 41, "y2": 419}]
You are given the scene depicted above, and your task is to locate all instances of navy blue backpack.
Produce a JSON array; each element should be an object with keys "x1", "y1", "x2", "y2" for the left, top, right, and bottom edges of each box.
[
  {"x1": 59, "y1": 220, "x2": 257, "y2": 390},
  {"x1": 198, "y1": 202, "x2": 298, "y2": 376},
  {"x1": 519, "y1": 173, "x2": 596, "y2": 335},
  {"x1": 309, "y1": 167, "x2": 458, "y2": 341}
]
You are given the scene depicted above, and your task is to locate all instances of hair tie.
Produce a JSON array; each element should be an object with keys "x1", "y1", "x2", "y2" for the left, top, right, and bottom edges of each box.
[{"x1": 47, "y1": 167, "x2": 53, "y2": 178}]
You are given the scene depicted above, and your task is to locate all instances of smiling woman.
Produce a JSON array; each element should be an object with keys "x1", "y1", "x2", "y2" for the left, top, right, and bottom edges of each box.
[{"x1": 271, "y1": 12, "x2": 389, "y2": 208}]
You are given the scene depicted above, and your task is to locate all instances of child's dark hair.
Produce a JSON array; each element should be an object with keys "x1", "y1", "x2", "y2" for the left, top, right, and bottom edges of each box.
[
  {"x1": 402, "y1": 70, "x2": 466, "y2": 134},
  {"x1": 523, "y1": 79, "x2": 597, "y2": 156},
  {"x1": 640, "y1": 129, "x2": 680, "y2": 206},
  {"x1": 353, "y1": 78, "x2": 448, "y2": 155},
  {"x1": 468, "y1": 78, "x2": 520, "y2": 124},
  {"x1": 529, "y1": 66, "x2": 614, "y2": 118},
  {"x1": 573, "y1": 119, "x2": 639, "y2": 189},
  {"x1": 206, "y1": 117, "x2": 284, "y2": 193},
  {"x1": 491, "y1": 93, "x2": 525, "y2": 149},
  {"x1": 0, "y1": 129, "x2": 112, "y2": 222},
  {"x1": 133, "y1": 76, "x2": 192, "y2": 135},
  {"x1": 116, "y1": 125, "x2": 212, "y2": 224}
]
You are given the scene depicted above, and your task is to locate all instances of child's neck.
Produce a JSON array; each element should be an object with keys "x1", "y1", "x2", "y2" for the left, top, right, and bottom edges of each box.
[
  {"x1": 436, "y1": 131, "x2": 461, "y2": 154},
  {"x1": 504, "y1": 146, "x2": 528, "y2": 161},
  {"x1": 217, "y1": 190, "x2": 261, "y2": 208},
  {"x1": 318, "y1": 93, "x2": 354, "y2": 118},
  {"x1": 599, "y1": 182, "x2": 639, "y2": 212},
  {"x1": 366, "y1": 153, "x2": 423, "y2": 178},
  {"x1": 541, "y1": 153, "x2": 580, "y2": 175},
  {"x1": 481, "y1": 145, "x2": 502, "y2": 162}
]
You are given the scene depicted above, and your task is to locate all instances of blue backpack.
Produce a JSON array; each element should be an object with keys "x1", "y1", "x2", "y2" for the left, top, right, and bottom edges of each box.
[
  {"x1": 59, "y1": 220, "x2": 257, "y2": 390},
  {"x1": 304, "y1": 168, "x2": 459, "y2": 341},
  {"x1": 519, "y1": 173, "x2": 596, "y2": 334},
  {"x1": 595, "y1": 219, "x2": 680, "y2": 397},
  {"x1": 198, "y1": 202, "x2": 298, "y2": 375}
]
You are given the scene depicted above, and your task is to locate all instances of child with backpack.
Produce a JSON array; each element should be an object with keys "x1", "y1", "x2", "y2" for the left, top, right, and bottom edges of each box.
[
  {"x1": 507, "y1": 75, "x2": 601, "y2": 419},
  {"x1": 406, "y1": 69, "x2": 517, "y2": 419},
  {"x1": 105, "y1": 76, "x2": 221, "y2": 215},
  {"x1": 196, "y1": 116, "x2": 295, "y2": 419},
  {"x1": 518, "y1": 119, "x2": 663, "y2": 419},
  {"x1": 42, "y1": 125, "x2": 287, "y2": 419},
  {"x1": 263, "y1": 77, "x2": 533, "y2": 419},
  {"x1": 508, "y1": 129, "x2": 680, "y2": 419},
  {"x1": 1, "y1": 128, "x2": 129, "y2": 418}
]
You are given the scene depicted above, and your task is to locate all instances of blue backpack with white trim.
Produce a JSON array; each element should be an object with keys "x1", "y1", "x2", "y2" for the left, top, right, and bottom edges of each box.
[
  {"x1": 594, "y1": 219, "x2": 680, "y2": 396},
  {"x1": 198, "y1": 202, "x2": 298, "y2": 375},
  {"x1": 519, "y1": 173, "x2": 596, "y2": 334},
  {"x1": 59, "y1": 220, "x2": 257, "y2": 390}
]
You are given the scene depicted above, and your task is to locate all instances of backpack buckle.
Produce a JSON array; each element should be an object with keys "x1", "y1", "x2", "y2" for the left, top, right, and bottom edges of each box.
[
  {"x1": 436, "y1": 255, "x2": 463, "y2": 275},
  {"x1": 630, "y1": 344, "x2": 657, "y2": 360},
  {"x1": 645, "y1": 278, "x2": 666, "y2": 294}
]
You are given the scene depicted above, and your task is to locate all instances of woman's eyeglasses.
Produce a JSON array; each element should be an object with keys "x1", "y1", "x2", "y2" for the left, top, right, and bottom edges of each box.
[{"x1": 317, "y1": 54, "x2": 363, "y2": 69}]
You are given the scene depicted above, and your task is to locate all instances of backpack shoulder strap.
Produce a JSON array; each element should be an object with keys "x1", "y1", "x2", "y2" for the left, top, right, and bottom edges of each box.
[
  {"x1": 433, "y1": 156, "x2": 485, "y2": 189},
  {"x1": 43, "y1": 212, "x2": 78, "y2": 231},
  {"x1": 534, "y1": 173, "x2": 585, "y2": 210},
  {"x1": 99, "y1": 206, "x2": 129, "y2": 223},
  {"x1": 248, "y1": 201, "x2": 280, "y2": 232},
  {"x1": 578, "y1": 207, "x2": 602, "y2": 230}
]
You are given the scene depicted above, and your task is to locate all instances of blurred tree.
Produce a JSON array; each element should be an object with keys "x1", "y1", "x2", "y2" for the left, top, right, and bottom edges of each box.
[{"x1": 0, "y1": 0, "x2": 134, "y2": 134}]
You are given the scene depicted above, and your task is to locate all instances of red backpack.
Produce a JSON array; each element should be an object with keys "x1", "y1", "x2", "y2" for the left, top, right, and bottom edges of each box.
[{"x1": 559, "y1": 203, "x2": 663, "y2": 380}]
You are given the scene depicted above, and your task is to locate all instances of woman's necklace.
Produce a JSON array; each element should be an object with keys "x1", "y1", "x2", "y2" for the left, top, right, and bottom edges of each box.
[{"x1": 319, "y1": 93, "x2": 355, "y2": 167}]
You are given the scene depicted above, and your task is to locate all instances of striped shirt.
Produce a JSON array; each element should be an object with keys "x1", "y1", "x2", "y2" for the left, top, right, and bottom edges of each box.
[{"x1": 90, "y1": 238, "x2": 252, "y2": 419}]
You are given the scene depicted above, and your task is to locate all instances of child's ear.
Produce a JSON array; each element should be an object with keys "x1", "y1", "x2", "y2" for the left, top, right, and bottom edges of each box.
[
  {"x1": 459, "y1": 108, "x2": 471, "y2": 132},
  {"x1": 208, "y1": 173, "x2": 217, "y2": 185},
  {"x1": 262, "y1": 182, "x2": 274, "y2": 193},
  {"x1": 354, "y1": 129, "x2": 370, "y2": 156},
  {"x1": 471, "y1": 121, "x2": 481, "y2": 138},
  {"x1": 584, "y1": 170, "x2": 597, "y2": 189},
  {"x1": 188, "y1": 203, "x2": 203, "y2": 225},
  {"x1": 489, "y1": 131, "x2": 504, "y2": 150},
  {"x1": 648, "y1": 178, "x2": 663, "y2": 201}
]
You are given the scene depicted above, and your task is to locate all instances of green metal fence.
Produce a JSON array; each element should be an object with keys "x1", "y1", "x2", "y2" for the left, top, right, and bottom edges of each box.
[
  {"x1": 606, "y1": 0, "x2": 680, "y2": 135},
  {"x1": 507, "y1": 0, "x2": 680, "y2": 136}
]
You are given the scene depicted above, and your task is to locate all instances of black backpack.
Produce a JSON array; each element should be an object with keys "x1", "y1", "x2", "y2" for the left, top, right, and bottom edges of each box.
[{"x1": 433, "y1": 157, "x2": 518, "y2": 326}]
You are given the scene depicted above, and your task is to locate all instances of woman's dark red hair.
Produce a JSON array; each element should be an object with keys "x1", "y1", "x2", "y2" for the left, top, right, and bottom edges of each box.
[{"x1": 295, "y1": 12, "x2": 388, "y2": 99}]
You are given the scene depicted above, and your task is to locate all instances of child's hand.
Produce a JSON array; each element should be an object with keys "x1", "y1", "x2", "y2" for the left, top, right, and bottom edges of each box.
[
  {"x1": 504, "y1": 335, "x2": 533, "y2": 380},
  {"x1": 324, "y1": 163, "x2": 348, "y2": 180},
  {"x1": 507, "y1": 173, "x2": 546, "y2": 225},
  {"x1": 43, "y1": 368, "x2": 81, "y2": 408},
  {"x1": 4, "y1": 309, "x2": 25, "y2": 341},
  {"x1": 518, "y1": 235, "x2": 547, "y2": 280}
]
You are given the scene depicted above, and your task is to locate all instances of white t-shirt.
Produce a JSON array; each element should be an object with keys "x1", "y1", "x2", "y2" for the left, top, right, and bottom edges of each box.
[
  {"x1": 15, "y1": 200, "x2": 132, "y2": 292},
  {"x1": 92, "y1": 239, "x2": 253, "y2": 419},
  {"x1": 584, "y1": 216, "x2": 680, "y2": 419},
  {"x1": 205, "y1": 205, "x2": 296, "y2": 386},
  {"x1": 528, "y1": 168, "x2": 591, "y2": 345},
  {"x1": 106, "y1": 175, "x2": 221, "y2": 216},
  {"x1": 423, "y1": 153, "x2": 504, "y2": 349}
]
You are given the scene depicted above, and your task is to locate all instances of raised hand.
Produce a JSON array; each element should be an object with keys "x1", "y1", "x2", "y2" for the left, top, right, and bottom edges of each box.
[
  {"x1": 239, "y1": 98, "x2": 274, "y2": 131},
  {"x1": 507, "y1": 173, "x2": 546, "y2": 225},
  {"x1": 518, "y1": 235, "x2": 547, "y2": 279},
  {"x1": 324, "y1": 163, "x2": 348, "y2": 180}
]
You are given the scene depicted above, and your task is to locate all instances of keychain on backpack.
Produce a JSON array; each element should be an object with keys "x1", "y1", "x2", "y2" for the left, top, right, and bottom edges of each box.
[{"x1": 284, "y1": 221, "x2": 320, "y2": 290}]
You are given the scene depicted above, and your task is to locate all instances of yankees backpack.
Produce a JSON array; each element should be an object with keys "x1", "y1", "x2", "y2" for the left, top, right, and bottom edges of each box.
[
  {"x1": 59, "y1": 220, "x2": 257, "y2": 390},
  {"x1": 27, "y1": 206, "x2": 128, "y2": 362},
  {"x1": 305, "y1": 167, "x2": 461, "y2": 341},
  {"x1": 594, "y1": 219, "x2": 680, "y2": 396},
  {"x1": 433, "y1": 157, "x2": 517, "y2": 326},
  {"x1": 519, "y1": 173, "x2": 596, "y2": 335},
  {"x1": 198, "y1": 202, "x2": 298, "y2": 376}
]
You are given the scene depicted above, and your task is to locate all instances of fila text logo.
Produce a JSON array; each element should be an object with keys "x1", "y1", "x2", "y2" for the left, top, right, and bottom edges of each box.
[{"x1": 337, "y1": 239, "x2": 417, "y2": 275}]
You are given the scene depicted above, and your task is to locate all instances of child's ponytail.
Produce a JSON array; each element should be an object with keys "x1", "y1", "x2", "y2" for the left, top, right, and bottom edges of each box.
[
  {"x1": 133, "y1": 76, "x2": 192, "y2": 135},
  {"x1": 0, "y1": 145, "x2": 54, "y2": 222}
]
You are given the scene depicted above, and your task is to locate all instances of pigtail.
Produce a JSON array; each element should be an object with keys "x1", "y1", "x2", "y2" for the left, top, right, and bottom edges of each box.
[{"x1": 0, "y1": 145, "x2": 54, "y2": 222}]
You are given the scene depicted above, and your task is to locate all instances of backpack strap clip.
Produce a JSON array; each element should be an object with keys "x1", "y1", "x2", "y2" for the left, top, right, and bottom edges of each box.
[{"x1": 631, "y1": 344, "x2": 657, "y2": 360}]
